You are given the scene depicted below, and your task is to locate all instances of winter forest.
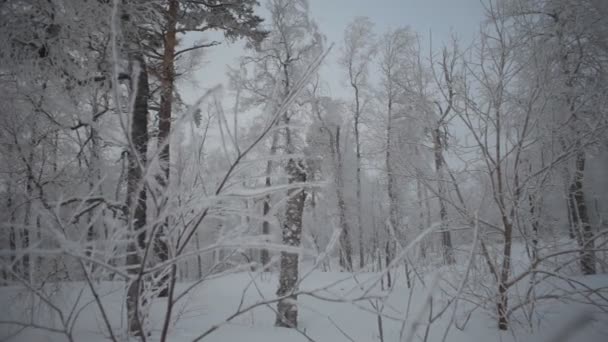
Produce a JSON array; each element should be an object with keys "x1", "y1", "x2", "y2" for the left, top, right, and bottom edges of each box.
[{"x1": 1, "y1": 0, "x2": 608, "y2": 341}]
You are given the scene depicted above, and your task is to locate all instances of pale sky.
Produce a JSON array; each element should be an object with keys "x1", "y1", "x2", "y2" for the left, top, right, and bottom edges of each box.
[{"x1": 180, "y1": 0, "x2": 485, "y2": 106}]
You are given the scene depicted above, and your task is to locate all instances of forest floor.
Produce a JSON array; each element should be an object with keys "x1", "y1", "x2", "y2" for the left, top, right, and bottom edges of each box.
[{"x1": 1, "y1": 247, "x2": 608, "y2": 341}]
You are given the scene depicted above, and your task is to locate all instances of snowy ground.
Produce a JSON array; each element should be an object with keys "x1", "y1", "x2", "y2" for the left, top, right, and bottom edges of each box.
[{"x1": 1, "y1": 263, "x2": 607, "y2": 342}]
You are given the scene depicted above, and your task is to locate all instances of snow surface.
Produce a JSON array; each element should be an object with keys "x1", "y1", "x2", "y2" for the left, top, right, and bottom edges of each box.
[{"x1": 1, "y1": 265, "x2": 607, "y2": 342}]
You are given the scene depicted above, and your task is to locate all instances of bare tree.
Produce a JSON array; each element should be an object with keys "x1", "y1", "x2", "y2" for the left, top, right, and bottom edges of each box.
[
  {"x1": 124, "y1": 51, "x2": 150, "y2": 337},
  {"x1": 232, "y1": 0, "x2": 324, "y2": 328},
  {"x1": 339, "y1": 17, "x2": 376, "y2": 270},
  {"x1": 309, "y1": 87, "x2": 353, "y2": 276},
  {"x1": 146, "y1": 0, "x2": 268, "y2": 295},
  {"x1": 459, "y1": 4, "x2": 519, "y2": 327},
  {"x1": 378, "y1": 26, "x2": 416, "y2": 285},
  {"x1": 429, "y1": 40, "x2": 460, "y2": 265}
]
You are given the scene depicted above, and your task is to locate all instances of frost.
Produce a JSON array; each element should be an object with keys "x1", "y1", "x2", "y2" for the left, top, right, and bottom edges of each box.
[{"x1": 1, "y1": 0, "x2": 607, "y2": 340}]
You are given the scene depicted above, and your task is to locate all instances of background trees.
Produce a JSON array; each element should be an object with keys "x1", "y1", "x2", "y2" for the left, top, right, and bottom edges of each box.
[
  {"x1": 339, "y1": 16, "x2": 376, "y2": 271},
  {"x1": 0, "y1": 0, "x2": 607, "y2": 339}
]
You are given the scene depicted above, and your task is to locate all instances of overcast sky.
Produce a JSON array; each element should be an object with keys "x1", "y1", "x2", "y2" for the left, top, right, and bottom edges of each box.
[{"x1": 179, "y1": 0, "x2": 485, "y2": 105}]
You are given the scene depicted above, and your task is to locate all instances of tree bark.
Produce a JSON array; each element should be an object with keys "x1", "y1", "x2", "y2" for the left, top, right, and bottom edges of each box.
[
  {"x1": 125, "y1": 52, "x2": 150, "y2": 337},
  {"x1": 433, "y1": 128, "x2": 455, "y2": 265},
  {"x1": 275, "y1": 159, "x2": 306, "y2": 328},
  {"x1": 385, "y1": 98, "x2": 399, "y2": 285},
  {"x1": 6, "y1": 154, "x2": 17, "y2": 283},
  {"x1": 570, "y1": 151, "x2": 596, "y2": 275},
  {"x1": 527, "y1": 193, "x2": 540, "y2": 261},
  {"x1": 195, "y1": 231, "x2": 203, "y2": 279},
  {"x1": 275, "y1": 53, "x2": 306, "y2": 327},
  {"x1": 85, "y1": 108, "x2": 102, "y2": 271},
  {"x1": 416, "y1": 179, "x2": 427, "y2": 259},
  {"x1": 354, "y1": 86, "x2": 365, "y2": 270},
  {"x1": 153, "y1": 0, "x2": 179, "y2": 297},
  {"x1": 497, "y1": 219, "x2": 513, "y2": 330},
  {"x1": 552, "y1": 7, "x2": 597, "y2": 276},
  {"x1": 261, "y1": 130, "x2": 280, "y2": 269},
  {"x1": 334, "y1": 126, "x2": 353, "y2": 271}
]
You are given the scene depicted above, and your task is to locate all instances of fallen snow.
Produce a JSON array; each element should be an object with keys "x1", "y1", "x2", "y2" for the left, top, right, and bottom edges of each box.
[{"x1": 1, "y1": 265, "x2": 607, "y2": 342}]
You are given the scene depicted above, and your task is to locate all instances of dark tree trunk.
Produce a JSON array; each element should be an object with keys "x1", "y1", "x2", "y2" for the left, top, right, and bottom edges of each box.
[
  {"x1": 85, "y1": 119, "x2": 101, "y2": 272},
  {"x1": 261, "y1": 200, "x2": 271, "y2": 267},
  {"x1": 497, "y1": 282, "x2": 509, "y2": 330},
  {"x1": 496, "y1": 216, "x2": 513, "y2": 330},
  {"x1": 566, "y1": 185, "x2": 577, "y2": 240},
  {"x1": 125, "y1": 52, "x2": 150, "y2": 337},
  {"x1": 275, "y1": 53, "x2": 305, "y2": 329},
  {"x1": 553, "y1": 11, "x2": 596, "y2": 276},
  {"x1": 569, "y1": 151, "x2": 596, "y2": 275},
  {"x1": 195, "y1": 231, "x2": 203, "y2": 279},
  {"x1": 275, "y1": 159, "x2": 306, "y2": 328},
  {"x1": 528, "y1": 193, "x2": 540, "y2": 261},
  {"x1": 6, "y1": 163, "x2": 16, "y2": 283},
  {"x1": 154, "y1": 0, "x2": 179, "y2": 297},
  {"x1": 416, "y1": 179, "x2": 427, "y2": 259},
  {"x1": 385, "y1": 241, "x2": 392, "y2": 289}
]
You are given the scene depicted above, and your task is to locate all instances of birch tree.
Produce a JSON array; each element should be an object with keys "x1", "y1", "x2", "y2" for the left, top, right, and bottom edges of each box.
[
  {"x1": 266, "y1": 0, "x2": 322, "y2": 328},
  {"x1": 377, "y1": 26, "x2": 415, "y2": 286},
  {"x1": 339, "y1": 17, "x2": 376, "y2": 270},
  {"x1": 232, "y1": 0, "x2": 323, "y2": 328},
  {"x1": 308, "y1": 85, "x2": 353, "y2": 274}
]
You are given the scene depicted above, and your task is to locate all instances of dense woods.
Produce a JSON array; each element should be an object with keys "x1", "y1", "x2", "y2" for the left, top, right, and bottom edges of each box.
[{"x1": 0, "y1": 0, "x2": 607, "y2": 341}]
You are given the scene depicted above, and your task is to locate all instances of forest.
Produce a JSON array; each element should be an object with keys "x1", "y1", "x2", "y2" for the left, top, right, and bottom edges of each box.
[{"x1": 0, "y1": 0, "x2": 607, "y2": 341}]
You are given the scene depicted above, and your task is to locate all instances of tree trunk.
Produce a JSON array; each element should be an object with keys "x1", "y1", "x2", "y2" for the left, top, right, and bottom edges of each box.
[
  {"x1": 354, "y1": 86, "x2": 364, "y2": 270},
  {"x1": 275, "y1": 159, "x2": 306, "y2": 328},
  {"x1": 570, "y1": 151, "x2": 596, "y2": 275},
  {"x1": 86, "y1": 113, "x2": 102, "y2": 272},
  {"x1": 261, "y1": 130, "x2": 280, "y2": 269},
  {"x1": 553, "y1": 12, "x2": 596, "y2": 276},
  {"x1": 566, "y1": 185, "x2": 577, "y2": 240},
  {"x1": 261, "y1": 199, "x2": 271, "y2": 267},
  {"x1": 6, "y1": 158, "x2": 16, "y2": 283},
  {"x1": 496, "y1": 282, "x2": 509, "y2": 330},
  {"x1": 497, "y1": 219, "x2": 513, "y2": 331},
  {"x1": 385, "y1": 241, "x2": 392, "y2": 289},
  {"x1": 21, "y1": 136, "x2": 36, "y2": 282},
  {"x1": 416, "y1": 179, "x2": 427, "y2": 259},
  {"x1": 333, "y1": 126, "x2": 353, "y2": 271},
  {"x1": 195, "y1": 231, "x2": 203, "y2": 279},
  {"x1": 275, "y1": 51, "x2": 304, "y2": 329},
  {"x1": 433, "y1": 128, "x2": 455, "y2": 265},
  {"x1": 154, "y1": 0, "x2": 179, "y2": 297},
  {"x1": 385, "y1": 97, "x2": 399, "y2": 285},
  {"x1": 422, "y1": 184, "x2": 433, "y2": 258},
  {"x1": 125, "y1": 52, "x2": 150, "y2": 337}
]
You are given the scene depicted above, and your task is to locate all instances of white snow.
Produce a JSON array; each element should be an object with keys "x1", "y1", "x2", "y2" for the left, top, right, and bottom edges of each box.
[{"x1": 1, "y1": 262, "x2": 607, "y2": 342}]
